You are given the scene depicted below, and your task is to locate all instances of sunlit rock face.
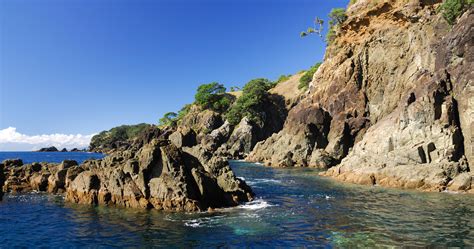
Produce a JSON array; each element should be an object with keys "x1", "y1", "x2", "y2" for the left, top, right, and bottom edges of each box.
[
  {"x1": 1, "y1": 136, "x2": 254, "y2": 211},
  {"x1": 248, "y1": 1, "x2": 474, "y2": 193}
]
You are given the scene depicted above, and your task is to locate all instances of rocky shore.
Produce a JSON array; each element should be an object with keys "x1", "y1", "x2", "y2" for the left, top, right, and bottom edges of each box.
[{"x1": 0, "y1": 130, "x2": 254, "y2": 211}]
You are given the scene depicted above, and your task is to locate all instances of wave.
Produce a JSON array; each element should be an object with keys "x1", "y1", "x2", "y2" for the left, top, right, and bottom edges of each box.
[
  {"x1": 246, "y1": 178, "x2": 282, "y2": 185},
  {"x1": 184, "y1": 219, "x2": 202, "y2": 227},
  {"x1": 238, "y1": 199, "x2": 273, "y2": 210}
]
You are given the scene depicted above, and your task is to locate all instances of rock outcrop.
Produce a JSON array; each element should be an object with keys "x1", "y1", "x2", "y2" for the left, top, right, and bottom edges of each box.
[
  {"x1": 248, "y1": 0, "x2": 473, "y2": 193},
  {"x1": 2, "y1": 135, "x2": 254, "y2": 210},
  {"x1": 175, "y1": 75, "x2": 305, "y2": 160},
  {"x1": 37, "y1": 146, "x2": 59, "y2": 152}
]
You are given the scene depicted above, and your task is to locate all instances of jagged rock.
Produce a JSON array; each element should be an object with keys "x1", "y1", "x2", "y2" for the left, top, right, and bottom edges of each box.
[
  {"x1": 60, "y1": 148, "x2": 68, "y2": 152},
  {"x1": 169, "y1": 127, "x2": 197, "y2": 148},
  {"x1": 448, "y1": 173, "x2": 473, "y2": 192},
  {"x1": 58, "y1": 160, "x2": 78, "y2": 170},
  {"x1": 3, "y1": 159, "x2": 23, "y2": 167},
  {"x1": 62, "y1": 138, "x2": 253, "y2": 211},
  {"x1": 247, "y1": 2, "x2": 473, "y2": 193},
  {"x1": 66, "y1": 171, "x2": 100, "y2": 205},
  {"x1": 217, "y1": 117, "x2": 256, "y2": 159}
]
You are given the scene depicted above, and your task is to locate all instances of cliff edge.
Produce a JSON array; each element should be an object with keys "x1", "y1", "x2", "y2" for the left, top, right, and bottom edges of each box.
[{"x1": 248, "y1": 0, "x2": 473, "y2": 192}]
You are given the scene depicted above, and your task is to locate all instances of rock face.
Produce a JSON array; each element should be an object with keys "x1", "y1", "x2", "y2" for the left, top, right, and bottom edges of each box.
[
  {"x1": 248, "y1": 1, "x2": 473, "y2": 193},
  {"x1": 175, "y1": 75, "x2": 304, "y2": 160},
  {"x1": 2, "y1": 135, "x2": 254, "y2": 211}
]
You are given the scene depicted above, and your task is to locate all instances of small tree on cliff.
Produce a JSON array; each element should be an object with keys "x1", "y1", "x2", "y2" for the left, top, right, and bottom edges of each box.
[
  {"x1": 159, "y1": 112, "x2": 178, "y2": 127},
  {"x1": 301, "y1": 8, "x2": 347, "y2": 44},
  {"x1": 194, "y1": 82, "x2": 231, "y2": 112}
]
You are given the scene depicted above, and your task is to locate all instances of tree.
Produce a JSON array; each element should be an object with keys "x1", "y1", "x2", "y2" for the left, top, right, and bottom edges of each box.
[
  {"x1": 159, "y1": 112, "x2": 178, "y2": 127},
  {"x1": 300, "y1": 17, "x2": 324, "y2": 39},
  {"x1": 194, "y1": 82, "x2": 230, "y2": 112},
  {"x1": 328, "y1": 8, "x2": 347, "y2": 27},
  {"x1": 301, "y1": 8, "x2": 348, "y2": 44},
  {"x1": 225, "y1": 78, "x2": 273, "y2": 125}
]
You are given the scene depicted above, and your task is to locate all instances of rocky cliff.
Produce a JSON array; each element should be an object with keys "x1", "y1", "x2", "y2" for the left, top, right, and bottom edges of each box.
[
  {"x1": 248, "y1": 0, "x2": 473, "y2": 193},
  {"x1": 172, "y1": 73, "x2": 306, "y2": 160},
  {"x1": 2, "y1": 132, "x2": 254, "y2": 211}
]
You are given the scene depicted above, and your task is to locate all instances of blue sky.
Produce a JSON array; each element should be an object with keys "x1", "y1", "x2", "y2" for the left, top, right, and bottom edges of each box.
[{"x1": 0, "y1": 0, "x2": 348, "y2": 150}]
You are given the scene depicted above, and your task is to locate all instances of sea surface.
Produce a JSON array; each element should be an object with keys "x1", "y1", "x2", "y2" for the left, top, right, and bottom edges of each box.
[{"x1": 1, "y1": 152, "x2": 474, "y2": 247}]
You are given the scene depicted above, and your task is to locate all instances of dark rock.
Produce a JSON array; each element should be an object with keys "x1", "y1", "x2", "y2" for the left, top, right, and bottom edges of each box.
[
  {"x1": 37, "y1": 146, "x2": 59, "y2": 152},
  {"x1": 2, "y1": 159, "x2": 23, "y2": 168}
]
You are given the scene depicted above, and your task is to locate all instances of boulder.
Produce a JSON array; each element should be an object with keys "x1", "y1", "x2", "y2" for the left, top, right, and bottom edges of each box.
[
  {"x1": 66, "y1": 171, "x2": 101, "y2": 205},
  {"x1": 58, "y1": 160, "x2": 78, "y2": 170},
  {"x1": 2, "y1": 159, "x2": 23, "y2": 168}
]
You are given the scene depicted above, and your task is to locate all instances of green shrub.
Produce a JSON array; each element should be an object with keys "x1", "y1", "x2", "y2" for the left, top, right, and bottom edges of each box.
[
  {"x1": 177, "y1": 104, "x2": 191, "y2": 120},
  {"x1": 439, "y1": 0, "x2": 473, "y2": 25},
  {"x1": 298, "y1": 63, "x2": 322, "y2": 90},
  {"x1": 194, "y1": 82, "x2": 231, "y2": 112},
  {"x1": 159, "y1": 112, "x2": 178, "y2": 127},
  {"x1": 226, "y1": 78, "x2": 273, "y2": 125}
]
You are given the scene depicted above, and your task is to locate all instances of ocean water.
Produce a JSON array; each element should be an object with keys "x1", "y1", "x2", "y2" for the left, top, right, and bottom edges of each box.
[
  {"x1": 1, "y1": 154, "x2": 474, "y2": 247},
  {"x1": 0, "y1": 151, "x2": 104, "y2": 164}
]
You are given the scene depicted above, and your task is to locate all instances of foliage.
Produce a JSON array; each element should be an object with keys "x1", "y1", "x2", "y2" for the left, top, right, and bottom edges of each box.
[
  {"x1": 225, "y1": 78, "x2": 273, "y2": 125},
  {"x1": 90, "y1": 123, "x2": 151, "y2": 149},
  {"x1": 159, "y1": 112, "x2": 178, "y2": 127},
  {"x1": 300, "y1": 17, "x2": 324, "y2": 38},
  {"x1": 194, "y1": 82, "x2": 231, "y2": 112},
  {"x1": 326, "y1": 8, "x2": 347, "y2": 43},
  {"x1": 328, "y1": 8, "x2": 347, "y2": 27},
  {"x1": 438, "y1": 0, "x2": 473, "y2": 25},
  {"x1": 177, "y1": 104, "x2": 191, "y2": 120},
  {"x1": 301, "y1": 8, "x2": 347, "y2": 44},
  {"x1": 298, "y1": 63, "x2": 322, "y2": 90}
]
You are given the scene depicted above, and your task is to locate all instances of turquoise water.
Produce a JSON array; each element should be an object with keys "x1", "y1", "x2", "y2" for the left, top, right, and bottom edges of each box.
[{"x1": 1, "y1": 153, "x2": 474, "y2": 247}]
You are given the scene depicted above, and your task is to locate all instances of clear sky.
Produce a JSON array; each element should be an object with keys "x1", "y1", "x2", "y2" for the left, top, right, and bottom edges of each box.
[{"x1": 0, "y1": 0, "x2": 348, "y2": 150}]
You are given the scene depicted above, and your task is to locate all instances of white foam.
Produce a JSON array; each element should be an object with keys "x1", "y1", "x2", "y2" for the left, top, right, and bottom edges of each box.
[
  {"x1": 184, "y1": 219, "x2": 202, "y2": 227},
  {"x1": 247, "y1": 178, "x2": 282, "y2": 185},
  {"x1": 239, "y1": 199, "x2": 273, "y2": 210}
]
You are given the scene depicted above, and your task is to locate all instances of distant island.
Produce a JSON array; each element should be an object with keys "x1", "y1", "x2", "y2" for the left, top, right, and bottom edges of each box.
[{"x1": 35, "y1": 146, "x2": 86, "y2": 152}]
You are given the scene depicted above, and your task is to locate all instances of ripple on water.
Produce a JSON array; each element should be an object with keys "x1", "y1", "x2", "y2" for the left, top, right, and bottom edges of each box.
[{"x1": 1, "y1": 160, "x2": 474, "y2": 247}]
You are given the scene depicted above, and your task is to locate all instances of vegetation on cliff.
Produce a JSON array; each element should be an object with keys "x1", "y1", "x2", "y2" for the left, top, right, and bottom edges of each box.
[
  {"x1": 194, "y1": 82, "x2": 232, "y2": 112},
  {"x1": 225, "y1": 78, "x2": 274, "y2": 125},
  {"x1": 89, "y1": 123, "x2": 151, "y2": 152},
  {"x1": 298, "y1": 63, "x2": 322, "y2": 90},
  {"x1": 439, "y1": 0, "x2": 473, "y2": 24}
]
